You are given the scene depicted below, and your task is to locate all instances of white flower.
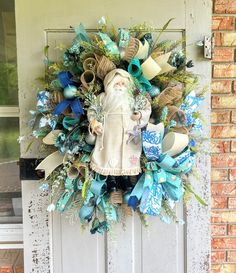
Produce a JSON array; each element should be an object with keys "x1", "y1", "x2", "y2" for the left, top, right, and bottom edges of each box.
[
  {"x1": 47, "y1": 203, "x2": 55, "y2": 212},
  {"x1": 98, "y1": 16, "x2": 106, "y2": 25},
  {"x1": 17, "y1": 136, "x2": 25, "y2": 143}
]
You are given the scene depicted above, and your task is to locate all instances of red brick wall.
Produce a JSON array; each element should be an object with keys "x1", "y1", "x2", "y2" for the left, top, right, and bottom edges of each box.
[{"x1": 212, "y1": 0, "x2": 236, "y2": 272}]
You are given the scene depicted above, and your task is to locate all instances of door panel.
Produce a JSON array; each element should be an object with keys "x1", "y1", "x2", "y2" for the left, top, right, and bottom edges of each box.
[{"x1": 16, "y1": 0, "x2": 211, "y2": 272}]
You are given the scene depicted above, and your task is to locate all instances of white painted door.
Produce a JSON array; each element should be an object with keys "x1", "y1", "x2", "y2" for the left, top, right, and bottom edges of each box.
[{"x1": 16, "y1": 0, "x2": 211, "y2": 272}]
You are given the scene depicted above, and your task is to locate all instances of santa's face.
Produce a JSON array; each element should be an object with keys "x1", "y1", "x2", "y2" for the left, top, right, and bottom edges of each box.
[{"x1": 106, "y1": 74, "x2": 130, "y2": 95}]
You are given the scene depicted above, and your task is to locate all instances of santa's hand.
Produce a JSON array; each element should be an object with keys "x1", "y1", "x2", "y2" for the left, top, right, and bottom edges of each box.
[
  {"x1": 93, "y1": 123, "x2": 103, "y2": 135},
  {"x1": 90, "y1": 119, "x2": 103, "y2": 135},
  {"x1": 131, "y1": 111, "x2": 142, "y2": 121}
]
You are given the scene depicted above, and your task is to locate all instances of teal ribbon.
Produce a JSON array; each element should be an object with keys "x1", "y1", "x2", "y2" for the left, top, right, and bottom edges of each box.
[
  {"x1": 79, "y1": 174, "x2": 117, "y2": 224},
  {"x1": 98, "y1": 32, "x2": 119, "y2": 55},
  {"x1": 128, "y1": 58, "x2": 152, "y2": 91},
  {"x1": 74, "y1": 23, "x2": 90, "y2": 43},
  {"x1": 118, "y1": 28, "x2": 130, "y2": 48},
  {"x1": 62, "y1": 116, "x2": 80, "y2": 130},
  {"x1": 56, "y1": 177, "x2": 76, "y2": 212}
]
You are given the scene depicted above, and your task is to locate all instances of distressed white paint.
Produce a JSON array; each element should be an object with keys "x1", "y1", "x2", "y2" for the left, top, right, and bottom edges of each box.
[
  {"x1": 16, "y1": 0, "x2": 211, "y2": 272},
  {"x1": 185, "y1": 0, "x2": 212, "y2": 272},
  {"x1": 22, "y1": 180, "x2": 50, "y2": 273}
]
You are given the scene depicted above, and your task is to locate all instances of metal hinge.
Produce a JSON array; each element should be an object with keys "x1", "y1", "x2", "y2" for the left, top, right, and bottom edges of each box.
[{"x1": 196, "y1": 36, "x2": 213, "y2": 59}]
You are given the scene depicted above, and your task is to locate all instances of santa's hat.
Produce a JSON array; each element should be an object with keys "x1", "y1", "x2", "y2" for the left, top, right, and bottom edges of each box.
[{"x1": 103, "y1": 69, "x2": 132, "y2": 91}]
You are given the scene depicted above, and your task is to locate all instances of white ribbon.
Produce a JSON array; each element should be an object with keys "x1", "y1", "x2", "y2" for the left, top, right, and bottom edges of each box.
[
  {"x1": 43, "y1": 130, "x2": 62, "y2": 145},
  {"x1": 146, "y1": 123, "x2": 189, "y2": 157},
  {"x1": 162, "y1": 132, "x2": 189, "y2": 157},
  {"x1": 135, "y1": 39, "x2": 149, "y2": 60},
  {"x1": 36, "y1": 151, "x2": 64, "y2": 179},
  {"x1": 141, "y1": 56, "x2": 162, "y2": 80}
]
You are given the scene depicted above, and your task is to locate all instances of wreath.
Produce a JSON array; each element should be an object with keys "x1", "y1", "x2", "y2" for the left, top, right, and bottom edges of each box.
[{"x1": 30, "y1": 17, "x2": 207, "y2": 234}]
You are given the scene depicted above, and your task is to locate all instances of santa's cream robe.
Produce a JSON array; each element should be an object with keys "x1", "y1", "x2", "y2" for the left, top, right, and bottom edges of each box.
[{"x1": 88, "y1": 90, "x2": 151, "y2": 176}]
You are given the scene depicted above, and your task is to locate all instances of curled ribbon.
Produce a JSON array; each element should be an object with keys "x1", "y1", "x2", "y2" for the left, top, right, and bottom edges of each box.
[
  {"x1": 79, "y1": 174, "x2": 117, "y2": 224},
  {"x1": 128, "y1": 58, "x2": 152, "y2": 91},
  {"x1": 35, "y1": 151, "x2": 64, "y2": 179}
]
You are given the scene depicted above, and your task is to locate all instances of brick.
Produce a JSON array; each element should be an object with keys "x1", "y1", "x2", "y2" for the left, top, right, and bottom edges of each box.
[
  {"x1": 213, "y1": 47, "x2": 234, "y2": 62},
  {"x1": 214, "y1": 32, "x2": 236, "y2": 46},
  {"x1": 212, "y1": 224, "x2": 227, "y2": 236},
  {"x1": 212, "y1": 80, "x2": 232, "y2": 94},
  {"x1": 212, "y1": 96, "x2": 236, "y2": 109},
  {"x1": 211, "y1": 111, "x2": 231, "y2": 123},
  {"x1": 212, "y1": 154, "x2": 236, "y2": 167},
  {"x1": 211, "y1": 264, "x2": 236, "y2": 273},
  {"x1": 211, "y1": 183, "x2": 236, "y2": 195},
  {"x1": 218, "y1": 32, "x2": 236, "y2": 46},
  {"x1": 228, "y1": 197, "x2": 236, "y2": 208},
  {"x1": 211, "y1": 251, "x2": 225, "y2": 264},
  {"x1": 231, "y1": 140, "x2": 236, "y2": 152},
  {"x1": 211, "y1": 126, "x2": 236, "y2": 138},
  {"x1": 214, "y1": 0, "x2": 236, "y2": 13},
  {"x1": 227, "y1": 250, "x2": 236, "y2": 262},
  {"x1": 211, "y1": 140, "x2": 230, "y2": 153},
  {"x1": 0, "y1": 268, "x2": 12, "y2": 273},
  {"x1": 228, "y1": 224, "x2": 236, "y2": 235},
  {"x1": 212, "y1": 210, "x2": 236, "y2": 223},
  {"x1": 212, "y1": 196, "x2": 228, "y2": 208},
  {"x1": 211, "y1": 168, "x2": 229, "y2": 181},
  {"x1": 212, "y1": 237, "x2": 236, "y2": 249},
  {"x1": 229, "y1": 169, "x2": 236, "y2": 180},
  {"x1": 212, "y1": 16, "x2": 234, "y2": 30},
  {"x1": 232, "y1": 110, "x2": 236, "y2": 123},
  {"x1": 213, "y1": 64, "x2": 236, "y2": 78}
]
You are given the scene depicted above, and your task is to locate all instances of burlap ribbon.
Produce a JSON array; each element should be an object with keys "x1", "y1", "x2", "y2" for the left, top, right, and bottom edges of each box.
[{"x1": 95, "y1": 54, "x2": 116, "y2": 79}]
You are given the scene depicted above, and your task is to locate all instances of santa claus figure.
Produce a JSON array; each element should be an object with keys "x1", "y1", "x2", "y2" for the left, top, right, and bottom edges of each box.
[{"x1": 87, "y1": 69, "x2": 151, "y2": 176}]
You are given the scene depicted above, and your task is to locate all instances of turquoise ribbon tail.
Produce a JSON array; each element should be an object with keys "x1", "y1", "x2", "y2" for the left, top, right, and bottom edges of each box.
[
  {"x1": 74, "y1": 23, "x2": 90, "y2": 43},
  {"x1": 79, "y1": 174, "x2": 108, "y2": 223},
  {"x1": 128, "y1": 57, "x2": 142, "y2": 77},
  {"x1": 56, "y1": 178, "x2": 75, "y2": 212},
  {"x1": 128, "y1": 174, "x2": 145, "y2": 210}
]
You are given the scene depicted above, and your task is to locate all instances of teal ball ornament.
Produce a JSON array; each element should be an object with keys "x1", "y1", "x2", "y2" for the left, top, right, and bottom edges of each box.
[
  {"x1": 63, "y1": 85, "x2": 77, "y2": 99},
  {"x1": 149, "y1": 85, "x2": 160, "y2": 97},
  {"x1": 123, "y1": 191, "x2": 131, "y2": 204}
]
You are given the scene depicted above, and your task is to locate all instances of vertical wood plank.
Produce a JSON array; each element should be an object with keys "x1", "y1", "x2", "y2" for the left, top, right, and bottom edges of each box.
[
  {"x1": 52, "y1": 213, "x2": 106, "y2": 273},
  {"x1": 142, "y1": 203, "x2": 184, "y2": 273},
  {"x1": 106, "y1": 214, "x2": 142, "y2": 273},
  {"x1": 185, "y1": 0, "x2": 212, "y2": 272}
]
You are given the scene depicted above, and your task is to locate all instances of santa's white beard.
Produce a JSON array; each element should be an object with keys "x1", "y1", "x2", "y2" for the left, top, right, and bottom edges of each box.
[{"x1": 103, "y1": 81, "x2": 134, "y2": 111}]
